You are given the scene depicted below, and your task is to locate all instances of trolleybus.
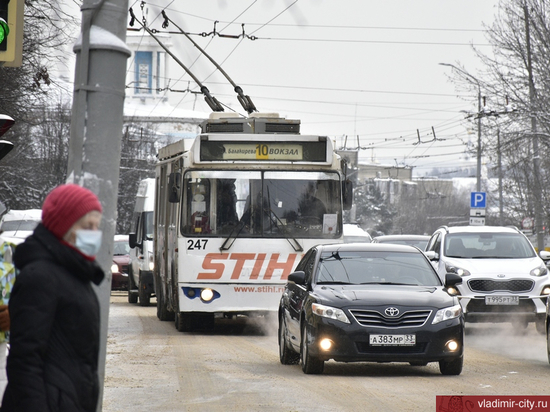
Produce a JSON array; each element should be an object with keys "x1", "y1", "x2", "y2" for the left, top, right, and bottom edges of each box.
[{"x1": 154, "y1": 113, "x2": 353, "y2": 331}]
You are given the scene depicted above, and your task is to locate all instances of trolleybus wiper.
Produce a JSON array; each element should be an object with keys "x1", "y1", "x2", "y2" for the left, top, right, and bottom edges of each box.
[
  {"x1": 219, "y1": 220, "x2": 247, "y2": 252},
  {"x1": 161, "y1": 10, "x2": 257, "y2": 115},
  {"x1": 265, "y1": 188, "x2": 303, "y2": 252},
  {"x1": 128, "y1": 8, "x2": 224, "y2": 112}
]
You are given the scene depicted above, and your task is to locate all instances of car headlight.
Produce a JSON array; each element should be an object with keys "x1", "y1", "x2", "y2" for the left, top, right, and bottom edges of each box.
[
  {"x1": 311, "y1": 303, "x2": 350, "y2": 324},
  {"x1": 432, "y1": 304, "x2": 462, "y2": 324},
  {"x1": 110, "y1": 263, "x2": 119, "y2": 273},
  {"x1": 445, "y1": 263, "x2": 470, "y2": 277},
  {"x1": 530, "y1": 265, "x2": 548, "y2": 277}
]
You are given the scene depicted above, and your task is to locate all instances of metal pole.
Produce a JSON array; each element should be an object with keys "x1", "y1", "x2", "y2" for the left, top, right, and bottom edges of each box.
[
  {"x1": 439, "y1": 63, "x2": 482, "y2": 191},
  {"x1": 67, "y1": 0, "x2": 130, "y2": 410},
  {"x1": 476, "y1": 88, "x2": 482, "y2": 192},
  {"x1": 497, "y1": 129, "x2": 503, "y2": 225}
]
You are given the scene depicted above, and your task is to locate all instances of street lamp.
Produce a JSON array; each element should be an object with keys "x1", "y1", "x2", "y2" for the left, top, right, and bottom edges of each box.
[{"x1": 439, "y1": 63, "x2": 483, "y2": 192}]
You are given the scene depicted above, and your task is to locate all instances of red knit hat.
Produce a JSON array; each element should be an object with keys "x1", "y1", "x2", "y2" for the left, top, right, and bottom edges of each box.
[{"x1": 41, "y1": 184, "x2": 103, "y2": 239}]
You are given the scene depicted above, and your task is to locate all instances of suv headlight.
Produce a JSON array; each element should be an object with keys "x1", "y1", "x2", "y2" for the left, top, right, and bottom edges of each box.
[
  {"x1": 445, "y1": 263, "x2": 471, "y2": 277},
  {"x1": 530, "y1": 264, "x2": 548, "y2": 277},
  {"x1": 432, "y1": 304, "x2": 462, "y2": 324},
  {"x1": 311, "y1": 303, "x2": 350, "y2": 324}
]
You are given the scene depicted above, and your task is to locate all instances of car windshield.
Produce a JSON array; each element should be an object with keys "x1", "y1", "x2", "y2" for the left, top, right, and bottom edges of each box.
[
  {"x1": 1, "y1": 220, "x2": 39, "y2": 232},
  {"x1": 315, "y1": 250, "x2": 441, "y2": 286},
  {"x1": 376, "y1": 238, "x2": 428, "y2": 249},
  {"x1": 114, "y1": 241, "x2": 130, "y2": 255},
  {"x1": 444, "y1": 232, "x2": 536, "y2": 259}
]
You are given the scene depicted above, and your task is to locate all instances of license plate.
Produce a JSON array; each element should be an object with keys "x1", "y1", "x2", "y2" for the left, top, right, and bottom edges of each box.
[
  {"x1": 369, "y1": 334, "x2": 416, "y2": 346},
  {"x1": 485, "y1": 296, "x2": 519, "y2": 305}
]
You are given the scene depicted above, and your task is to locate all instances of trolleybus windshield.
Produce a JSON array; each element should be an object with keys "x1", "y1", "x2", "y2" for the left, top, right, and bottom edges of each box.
[{"x1": 182, "y1": 170, "x2": 342, "y2": 238}]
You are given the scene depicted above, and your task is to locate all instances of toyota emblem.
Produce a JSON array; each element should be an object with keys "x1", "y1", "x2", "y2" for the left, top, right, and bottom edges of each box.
[{"x1": 385, "y1": 307, "x2": 400, "y2": 317}]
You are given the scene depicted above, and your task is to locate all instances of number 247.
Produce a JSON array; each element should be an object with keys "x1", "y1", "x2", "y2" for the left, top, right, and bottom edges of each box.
[{"x1": 187, "y1": 239, "x2": 208, "y2": 250}]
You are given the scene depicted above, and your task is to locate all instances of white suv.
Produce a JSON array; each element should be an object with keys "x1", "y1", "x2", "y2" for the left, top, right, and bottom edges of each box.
[{"x1": 425, "y1": 225, "x2": 550, "y2": 332}]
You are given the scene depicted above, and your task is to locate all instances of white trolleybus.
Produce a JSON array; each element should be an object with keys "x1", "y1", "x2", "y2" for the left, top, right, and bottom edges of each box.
[{"x1": 154, "y1": 113, "x2": 353, "y2": 331}]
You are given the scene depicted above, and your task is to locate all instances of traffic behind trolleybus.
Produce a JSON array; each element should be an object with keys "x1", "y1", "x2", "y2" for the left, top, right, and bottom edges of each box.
[{"x1": 154, "y1": 112, "x2": 353, "y2": 331}]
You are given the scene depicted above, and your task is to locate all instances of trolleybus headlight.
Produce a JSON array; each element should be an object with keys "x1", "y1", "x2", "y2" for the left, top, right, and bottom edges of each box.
[
  {"x1": 200, "y1": 288, "x2": 220, "y2": 303},
  {"x1": 201, "y1": 288, "x2": 214, "y2": 302}
]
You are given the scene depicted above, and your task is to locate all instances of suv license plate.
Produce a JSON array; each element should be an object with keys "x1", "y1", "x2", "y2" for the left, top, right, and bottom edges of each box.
[
  {"x1": 485, "y1": 296, "x2": 519, "y2": 305},
  {"x1": 370, "y1": 334, "x2": 416, "y2": 346}
]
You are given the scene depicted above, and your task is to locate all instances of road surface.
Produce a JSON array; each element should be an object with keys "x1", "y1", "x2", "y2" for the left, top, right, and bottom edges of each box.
[{"x1": 103, "y1": 293, "x2": 550, "y2": 412}]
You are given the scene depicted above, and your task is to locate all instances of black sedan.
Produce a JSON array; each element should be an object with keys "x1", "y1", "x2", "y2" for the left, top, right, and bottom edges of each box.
[{"x1": 278, "y1": 243, "x2": 464, "y2": 375}]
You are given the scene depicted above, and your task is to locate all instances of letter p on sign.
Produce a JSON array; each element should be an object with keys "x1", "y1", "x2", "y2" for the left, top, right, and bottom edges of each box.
[{"x1": 470, "y1": 192, "x2": 486, "y2": 208}]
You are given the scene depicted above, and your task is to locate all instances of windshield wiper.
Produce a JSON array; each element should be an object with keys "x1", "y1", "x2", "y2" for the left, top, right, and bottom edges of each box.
[
  {"x1": 264, "y1": 187, "x2": 303, "y2": 252},
  {"x1": 317, "y1": 280, "x2": 352, "y2": 285},
  {"x1": 219, "y1": 220, "x2": 247, "y2": 251}
]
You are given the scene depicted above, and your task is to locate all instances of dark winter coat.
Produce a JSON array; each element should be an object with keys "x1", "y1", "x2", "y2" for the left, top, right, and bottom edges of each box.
[{"x1": 1, "y1": 224, "x2": 105, "y2": 412}]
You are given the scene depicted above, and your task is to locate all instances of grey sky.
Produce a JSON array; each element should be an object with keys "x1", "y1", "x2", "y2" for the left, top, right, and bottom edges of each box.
[{"x1": 127, "y1": 0, "x2": 499, "y2": 174}]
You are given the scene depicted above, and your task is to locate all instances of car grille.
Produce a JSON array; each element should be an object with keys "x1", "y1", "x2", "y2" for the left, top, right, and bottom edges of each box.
[
  {"x1": 467, "y1": 279, "x2": 534, "y2": 293},
  {"x1": 349, "y1": 309, "x2": 432, "y2": 328}
]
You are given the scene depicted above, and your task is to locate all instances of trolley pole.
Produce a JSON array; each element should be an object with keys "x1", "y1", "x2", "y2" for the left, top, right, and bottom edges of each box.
[{"x1": 67, "y1": 1, "x2": 130, "y2": 410}]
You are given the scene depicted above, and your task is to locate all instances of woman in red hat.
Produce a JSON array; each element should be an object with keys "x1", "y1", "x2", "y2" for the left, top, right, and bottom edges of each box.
[{"x1": 1, "y1": 184, "x2": 105, "y2": 412}]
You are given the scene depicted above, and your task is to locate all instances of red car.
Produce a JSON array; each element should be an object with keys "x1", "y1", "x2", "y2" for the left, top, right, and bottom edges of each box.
[{"x1": 111, "y1": 235, "x2": 130, "y2": 291}]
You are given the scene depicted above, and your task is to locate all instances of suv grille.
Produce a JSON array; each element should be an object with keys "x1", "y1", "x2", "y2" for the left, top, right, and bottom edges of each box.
[
  {"x1": 349, "y1": 309, "x2": 431, "y2": 328},
  {"x1": 468, "y1": 279, "x2": 534, "y2": 293}
]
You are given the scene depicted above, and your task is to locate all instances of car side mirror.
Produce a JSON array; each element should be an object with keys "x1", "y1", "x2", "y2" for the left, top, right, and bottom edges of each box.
[
  {"x1": 539, "y1": 250, "x2": 550, "y2": 261},
  {"x1": 288, "y1": 271, "x2": 306, "y2": 285},
  {"x1": 129, "y1": 232, "x2": 140, "y2": 250},
  {"x1": 424, "y1": 250, "x2": 438, "y2": 261},
  {"x1": 444, "y1": 273, "x2": 462, "y2": 287}
]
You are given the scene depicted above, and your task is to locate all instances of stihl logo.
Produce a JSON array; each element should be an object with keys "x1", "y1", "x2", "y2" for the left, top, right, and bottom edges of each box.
[{"x1": 198, "y1": 253, "x2": 298, "y2": 281}]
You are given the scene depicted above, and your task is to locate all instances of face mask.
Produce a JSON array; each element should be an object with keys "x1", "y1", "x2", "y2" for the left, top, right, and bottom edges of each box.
[{"x1": 75, "y1": 230, "x2": 103, "y2": 257}]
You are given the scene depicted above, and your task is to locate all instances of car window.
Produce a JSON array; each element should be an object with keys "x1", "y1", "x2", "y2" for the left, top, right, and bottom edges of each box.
[
  {"x1": 1, "y1": 220, "x2": 39, "y2": 231},
  {"x1": 426, "y1": 232, "x2": 440, "y2": 253},
  {"x1": 114, "y1": 241, "x2": 130, "y2": 255},
  {"x1": 315, "y1": 251, "x2": 441, "y2": 286},
  {"x1": 444, "y1": 233, "x2": 535, "y2": 259}
]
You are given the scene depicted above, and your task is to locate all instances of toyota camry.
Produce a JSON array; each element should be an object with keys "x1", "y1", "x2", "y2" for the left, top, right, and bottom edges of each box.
[{"x1": 278, "y1": 243, "x2": 464, "y2": 375}]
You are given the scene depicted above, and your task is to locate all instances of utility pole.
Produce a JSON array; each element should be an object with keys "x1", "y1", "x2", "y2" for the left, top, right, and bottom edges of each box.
[
  {"x1": 497, "y1": 129, "x2": 503, "y2": 225},
  {"x1": 439, "y1": 63, "x2": 482, "y2": 192},
  {"x1": 67, "y1": 0, "x2": 130, "y2": 410},
  {"x1": 524, "y1": 4, "x2": 545, "y2": 252}
]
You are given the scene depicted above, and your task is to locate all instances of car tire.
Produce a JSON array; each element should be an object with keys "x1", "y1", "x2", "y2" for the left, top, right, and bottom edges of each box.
[
  {"x1": 279, "y1": 315, "x2": 299, "y2": 365},
  {"x1": 439, "y1": 356, "x2": 463, "y2": 375},
  {"x1": 138, "y1": 271, "x2": 151, "y2": 307},
  {"x1": 127, "y1": 267, "x2": 138, "y2": 304},
  {"x1": 300, "y1": 324, "x2": 324, "y2": 374},
  {"x1": 511, "y1": 318, "x2": 528, "y2": 334},
  {"x1": 535, "y1": 318, "x2": 545, "y2": 335},
  {"x1": 156, "y1": 282, "x2": 174, "y2": 321}
]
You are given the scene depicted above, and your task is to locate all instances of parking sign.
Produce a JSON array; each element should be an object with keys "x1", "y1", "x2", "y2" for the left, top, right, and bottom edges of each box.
[{"x1": 470, "y1": 192, "x2": 486, "y2": 208}]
